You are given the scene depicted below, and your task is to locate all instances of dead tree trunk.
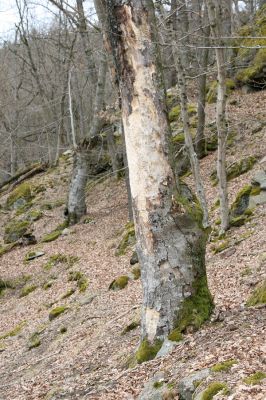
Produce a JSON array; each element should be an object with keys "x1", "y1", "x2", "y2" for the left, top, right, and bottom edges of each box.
[
  {"x1": 206, "y1": 0, "x2": 230, "y2": 232},
  {"x1": 105, "y1": 0, "x2": 213, "y2": 349}
]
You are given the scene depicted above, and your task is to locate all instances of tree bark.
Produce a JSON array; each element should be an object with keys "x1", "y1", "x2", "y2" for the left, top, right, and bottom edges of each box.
[
  {"x1": 206, "y1": 0, "x2": 230, "y2": 232},
  {"x1": 105, "y1": 0, "x2": 213, "y2": 345},
  {"x1": 174, "y1": 50, "x2": 209, "y2": 228}
]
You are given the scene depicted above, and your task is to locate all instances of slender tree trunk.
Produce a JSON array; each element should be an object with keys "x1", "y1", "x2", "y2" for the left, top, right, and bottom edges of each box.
[
  {"x1": 68, "y1": 143, "x2": 89, "y2": 225},
  {"x1": 195, "y1": 12, "x2": 210, "y2": 158},
  {"x1": 175, "y1": 51, "x2": 209, "y2": 228},
  {"x1": 105, "y1": 0, "x2": 213, "y2": 345},
  {"x1": 206, "y1": 0, "x2": 230, "y2": 232}
]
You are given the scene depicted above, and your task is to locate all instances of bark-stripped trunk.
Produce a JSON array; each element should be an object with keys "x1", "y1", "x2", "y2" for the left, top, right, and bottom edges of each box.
[
  {"x1": 105, "y1": 0, "x2": 213, "y2": 344},
  {"x1": 206, "y1": 0, "x2": 230, "y2": 232},
  {"x1": 175, "y1": 51, "x2": 209, "y2": 228}
]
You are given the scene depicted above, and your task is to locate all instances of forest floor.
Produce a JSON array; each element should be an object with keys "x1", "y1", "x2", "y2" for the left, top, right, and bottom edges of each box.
[{"x1": 0, "y1": 89, "x2": 265, "y2": 400}]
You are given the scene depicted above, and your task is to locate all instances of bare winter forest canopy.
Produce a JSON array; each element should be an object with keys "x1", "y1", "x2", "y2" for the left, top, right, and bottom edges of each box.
[{"x1": 0, "y1": 1, "x2": 265, "y2": 399}]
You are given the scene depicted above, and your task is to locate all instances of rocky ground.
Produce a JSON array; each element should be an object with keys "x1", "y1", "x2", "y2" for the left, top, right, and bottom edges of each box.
[{"x1": 0, "y1": 89, "x2": 265, "y2": 400}]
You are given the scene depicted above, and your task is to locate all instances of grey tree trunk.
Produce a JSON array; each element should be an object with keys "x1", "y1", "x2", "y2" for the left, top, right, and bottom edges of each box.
[
  {"x1": 175, "y1": 50, "x2": 209, "y2": 228},
  {"x1": 206, "y1": 0, "x2": 230, "y2": 232},
  {"x1": 105, "y1": 0, "x2": 213, "y2": 348},
  {"x1": 67, "y1": 143, "x2": 89, "y2": 225},
  {"x1": 66, "y1": 0, "x2": 108, "y2": 224}
]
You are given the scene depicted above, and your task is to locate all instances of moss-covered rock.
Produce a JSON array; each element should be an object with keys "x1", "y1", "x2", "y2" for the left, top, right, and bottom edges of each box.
[
  {"x1": 243, "y1": 371, "x2": 266, "y2": 385},
  {"x1": 230, "y1": 185, "x2": 253, "y2": 217},
  {"x1": 135, "y1": 338, "x2": 163, "y2": 364},
  {"x1": 196, "y1": 382, "x2": 229, "y2": 399},
  {"x1": 109, "y1": 275, "x2": 129, "y2": 291},
  {"x1": 6, "y1": 183, "x2": 32, "y2": 209},
  {"x1": 234, "y1": 6, "x2": 266, "y2": 89},
  {"x1": 210, "y1": 156, "x2": 257, "y2": 186},
  {"x1": 20, "y1": 284, "x2": 37, "y2": 298},
  {"x1": 173, "y1": 276, "x2": 213, "y2": 333},
  {"x1": 28, "y1": 332, "x2": 41, "y2": 349},
  {"x1": 4, "y1": 219, "x2": 30, "y2": 244},
  {"x1": 116, "y1": 222, "x2": 135, "y2": 256},
  {"x1": 132, "y1": 266, "x2": 141, "y2": 280},
  {"x1": 49, "y1": 306, "x2": 68, "y2": 321},
  {"x1": 41, "y1": 230, "x2": 61, "y2": 243},
  {"x1": 211, "y1": 359, "x2": 237, "y2": 372},
  {"x1": 61, "y1": 288, "x2": 75, "y2": 299},
  {"x1": 246, "y1": 280, "x2": 266, "y2": 306},
  {"x1": 44, "y1": 254, "x2": 79, "y2": 270}
]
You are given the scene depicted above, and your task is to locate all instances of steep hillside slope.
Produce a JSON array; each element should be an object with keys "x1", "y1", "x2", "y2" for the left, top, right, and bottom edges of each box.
[{"x1": 0, "y1": 89, "x2": 265, "y2": 400}]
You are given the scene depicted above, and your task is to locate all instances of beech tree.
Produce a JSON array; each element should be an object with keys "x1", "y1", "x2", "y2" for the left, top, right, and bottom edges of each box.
[{"x1": 104, "y1": 0, "x2": 213, "y2": 357}]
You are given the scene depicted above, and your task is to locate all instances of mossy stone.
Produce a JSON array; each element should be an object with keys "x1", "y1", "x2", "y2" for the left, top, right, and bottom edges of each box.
[
  {"x1": 27, "y1": 210, "x2": 43, "y2": 222},
  {"x1": 230, "y1": 215, "x2": 248, "y2": 227},
  {"x1": 132, "y1": 266, "x2": 141, "y2": 280},
  {"x1": 206, "y1": 79, "x2": 235, "y2": 104},
  {"x1": 116, "y1": 222, "x2": 135, "y2": 256},
  {"x1": 61, "y1": 288, "x2": 75, "y2": 299},
  {"x1": 49, "y1": 306, "x2": 68, "y2": 321},
  {"x1": 212, "y1": 240, "x2": 230, "y2": 254},
  {"x1": 211, "y1": 359, "x2": 237, "y2": 372},
  {"x1": 199, "y1": 382, "x2": 229, "y2": 399},
  {"x1": 6, "y1": 183, "x2": 32, "y2": 209},
  {"x1": 0, "y1": 243, "x2": 17, "y2": 257},
  {"x1": 174, "y1": 276, "x2": 213, "y2": 333},
  {"x1": 246, "y1": 280, "x2": 266, "y2": 306},
  {"x1": 109, "y1": 275, "x2": 129, "y2": 291},
  {"x1": 4, "y1": 219, "x2": 30, "y2": 244},
  {"x1": 230, "y1": 185, "x2": 252, "y2": 217},
  {"x1": 211, "y1": 156, "x2": 256, "y2": 186},
  {"x1": 20, "y1": 284, "x2": 37, "y2": 297},
  {"x1": 68, "y1": 271, "x2": 88, "y2": 292},
  {"x1": 135, "y1": 338, "x2": 163, "y2": 364},
  {"x1": 243, "y1": 371, "x2": 266, "y2": 385},
  {"x1": 41, "y1": 230, "x2": 61, "y2": 243},
  {"x1": 28, "y1": 332, "x2": 41, "y2": 349}
]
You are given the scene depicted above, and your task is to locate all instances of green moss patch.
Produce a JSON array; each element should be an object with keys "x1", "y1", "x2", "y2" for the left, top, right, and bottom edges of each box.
[
  {"x1": 211, "y1": 359, "x2": 237, "y2": 372},
  {"x1": 41, "y1": 221, "x2": 69, "y2": 243},
  {"x1": 6, "y1": 183, "x2": 32, "y2": 209},
  {"x1": 169, "y1": 105, "x2": 181, "y2": 122},
  {"x1": 41, "y1": 230, "x2": 62, "y2": 243},
  {"x1": 211, "y1": 156, "x2": 257, "y2": 186},
  {"x1": 109, "y1": 275, "x2": 129, "y2": 291},
  {"x1": 135, "y1": 338, "x2": 163, "y2": 364},
  {"x1": 168, "y1": 328, "x2": 183, "y2": 342},
  {"x1": 61, "y1": 288, "x2": 75, "y2": 299},
  {"x1": 4, "y1": 219, "x2": 30, "y2": 244},
  {"x1": 28, "y1": 332, "x2": 41, "y2": 349},
  {"x1": 174, "y1": 276, "x2": 214, "y2": 333},
  {"x1": 26, "y1": 210, "x2": 43, "y2": 222},
  {"x1": 243, "y1": 371, "x2": 266, "y2": 385},
  {"x1": 68, "y1": 271, "x2": 88, "y2": 292},
  {"x1": 0, "y1": 243, "x2": 17, "y2": 257},
  {"x1": 44, "y1": 254, "x2": 79, "y2": 270},
  {"x1": 116, "y1": 222, "x2": 135, "y2": 256},
  {"x1": 0, "y1": 321, "x2": 26, "y2": 340},
  {"x1": 200, "y1": 382, "x2": 229, "y2": 399},
  {"x1": 20, "y1": 284, "x2": 37, "y2": 297},
  {"x1": 49, "y1": 306, "x2": 68, "y2": 321},
  {"x1": 246, "y1": 280, "x2": 266, "y2": 306},
  {"x1": 231, "y1": 185, "x2": 253, "y2": 218},
  {"x1": 153, "y1": 381, "x2": 164, "y2": 389},
  {"x1": 132, "y1": 266, "x2": 141, "y2": 280},
  {"x1": 212, "y1": 240, "x2": 230, "y2": 254}
]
